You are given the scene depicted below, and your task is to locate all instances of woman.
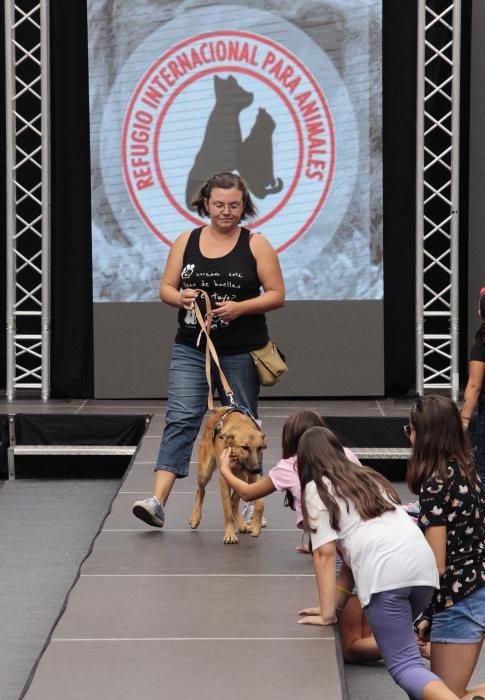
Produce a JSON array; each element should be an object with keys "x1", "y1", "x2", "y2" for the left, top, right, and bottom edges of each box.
[
  {"x1": 406, "y1": 395, "x2": 485, "y2": 700},
  {"x1": 132, "y1": 171, "x2": 285, "y2": 527},
  {"x1": 461, "y1": 287, "x2": 485, "y2": 486},
  {"x1": 296, "y1": 426, "x2": 459, "y2": 700}
]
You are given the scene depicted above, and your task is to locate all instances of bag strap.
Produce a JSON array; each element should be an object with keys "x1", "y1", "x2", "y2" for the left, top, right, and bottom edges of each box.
[{"x1": 192, "y1": 289, "x2": 236, "y2": 411}]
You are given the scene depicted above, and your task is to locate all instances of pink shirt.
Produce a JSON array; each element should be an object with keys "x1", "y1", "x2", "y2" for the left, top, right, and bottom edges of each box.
[{"x1": 268, "y1": 447, "x2": 362, "y2": 527}]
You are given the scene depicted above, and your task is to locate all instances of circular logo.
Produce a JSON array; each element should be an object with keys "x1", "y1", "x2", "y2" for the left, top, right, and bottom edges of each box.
[{"x1": 122, "y1": 30, "x2": 335, "y2": 252}]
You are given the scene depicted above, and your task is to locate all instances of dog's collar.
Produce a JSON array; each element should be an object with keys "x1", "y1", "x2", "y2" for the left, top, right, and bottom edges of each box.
[{"x1": 212, "y1": 406, "x2": 260, "y2": 442}]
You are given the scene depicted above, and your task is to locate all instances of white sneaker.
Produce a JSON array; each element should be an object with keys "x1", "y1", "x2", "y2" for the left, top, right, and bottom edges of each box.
[
  {"x1": 241, "y1": 501, "x2": 267, "y2": 527},
  {"x1": 132, "y1": 496, "x2": 165, "y2": 527}
]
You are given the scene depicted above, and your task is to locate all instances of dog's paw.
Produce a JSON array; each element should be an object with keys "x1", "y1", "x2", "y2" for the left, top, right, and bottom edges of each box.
[
  {"x1": 238, "y1": 522, "x2": 252, "y2": 534},
  {"x1": 223, "y1": 530, "x2": 238, "y2": 544},
  {"x1": 189, "y1": 511, "x2": 201, "y2": 529},
  {"x1": 250, "y1": 526, "x2": 262, "y2": 538}
]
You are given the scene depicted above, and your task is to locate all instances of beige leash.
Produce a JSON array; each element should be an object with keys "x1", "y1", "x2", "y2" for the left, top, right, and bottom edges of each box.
[{"x1": 192, "y1": 288, "x2": 236, "y2": 411}]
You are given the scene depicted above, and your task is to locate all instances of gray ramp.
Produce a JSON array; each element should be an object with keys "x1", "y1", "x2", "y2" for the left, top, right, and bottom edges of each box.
[{"x1": 0, "y1": 479, "x2": 121, "y2": 700}]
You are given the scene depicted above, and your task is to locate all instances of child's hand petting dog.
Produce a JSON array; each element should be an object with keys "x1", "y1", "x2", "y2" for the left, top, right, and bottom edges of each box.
[
  {"x1": 219, "y1": 447, "x2": 231, "y2": 474},
  {"x1": 220, "y1": 447, "x2": 241, "y2": 473}
]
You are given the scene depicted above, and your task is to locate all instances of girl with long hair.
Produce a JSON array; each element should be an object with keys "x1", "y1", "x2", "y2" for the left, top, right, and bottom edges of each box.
[
  {"x1": 297, "y1": 426, "x2": 460, "y2": 700},
  {"x1": 219, "y1": 410, "x2": 381, "y2": 664},
  {"x1": 219, "y1": 410, "x2": 361, "y2": 542},
  {"x1": 406, "y1": 395, "x2": 485, "y2": 700}
]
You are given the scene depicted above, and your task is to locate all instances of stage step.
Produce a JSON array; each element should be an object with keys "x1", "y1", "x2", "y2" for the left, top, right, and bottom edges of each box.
[
  {"x1": 5, "y1": 413, "x2": 148, "y2": 480},
  {"x1": 351, "y1": 447, "x2": 411, "y2": 460},
  {"x1": 8, "y1": 446, "x2": 409, "y2": 479},
  {"x1": 8, "y1": 445, "x2": 137, "y2": 480}
]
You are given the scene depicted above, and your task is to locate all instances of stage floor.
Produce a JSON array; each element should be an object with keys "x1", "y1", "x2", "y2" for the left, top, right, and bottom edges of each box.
[{"x1": 3, "y1": 397, "x2": 481, "y2": 700}]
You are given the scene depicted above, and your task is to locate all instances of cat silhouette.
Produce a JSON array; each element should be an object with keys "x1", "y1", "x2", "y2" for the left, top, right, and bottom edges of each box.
[
  {"x1": 186, "y1": 75, "x2": 253, "y2": 209},
  {"x1": 238, "y1": 108, "x2": 283, "y2": 199}
]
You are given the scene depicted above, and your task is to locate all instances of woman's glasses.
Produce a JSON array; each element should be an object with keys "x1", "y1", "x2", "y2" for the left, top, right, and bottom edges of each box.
[
  {"x1": 210, "y1": 201, "x2": 243, "y2": 212},
  {"x1": 403, "y1": 424, "x2": 413, "y2": 439}
]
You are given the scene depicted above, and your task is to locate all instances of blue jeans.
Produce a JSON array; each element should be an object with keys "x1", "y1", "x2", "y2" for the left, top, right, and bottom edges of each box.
[
  {"x1": 155, "y1": 343, "x2": 260, "y2": 477},
  {"x1": 431, "y1": 585, "x2": 485, "y2": 643},
  {"x1": 468, "y1": 408, "x2": 485, "y2": 487},
  {"x1": 364, "y1": 586, "x2": 439, "y2": 699}
]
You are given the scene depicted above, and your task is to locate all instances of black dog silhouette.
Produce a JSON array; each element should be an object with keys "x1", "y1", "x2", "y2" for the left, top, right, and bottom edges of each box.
[
  {"x1": 186, "y1": 76, "x2": 253, "y2": 209},
  {"x1": 186, "y1": 76, "x2": 284, "y2": 208},
  {"x1": 238, "y1": 108, "x2": 283, "y2": 199}
]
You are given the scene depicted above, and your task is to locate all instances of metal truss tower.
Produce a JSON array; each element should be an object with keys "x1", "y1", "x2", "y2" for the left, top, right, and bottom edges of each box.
[
  {"x1": 416, "y1": 0, "x2": 461, "y2": 401},
  {"x1": 4, "y1": 0, "x2": 50, "y2": 400}
]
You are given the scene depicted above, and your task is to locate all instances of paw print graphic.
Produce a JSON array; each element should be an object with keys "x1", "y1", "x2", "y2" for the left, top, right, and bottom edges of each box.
[{"x1": 181, "y1": 264, "x2": 195, "y2": 279}]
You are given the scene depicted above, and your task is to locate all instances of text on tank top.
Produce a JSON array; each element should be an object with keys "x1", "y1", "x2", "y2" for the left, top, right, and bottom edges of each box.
[{"x1": 174, "y1": 227, "x2": 269, "y2": 355}]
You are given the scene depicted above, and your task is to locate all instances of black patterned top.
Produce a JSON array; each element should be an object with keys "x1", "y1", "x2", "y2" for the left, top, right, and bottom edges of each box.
[
  {"x1": 418, "y1": 459, "x2": 485, "y2": 615},
  {"x1": 175, "y1": 228, "x2": 268, "y2": 355}
]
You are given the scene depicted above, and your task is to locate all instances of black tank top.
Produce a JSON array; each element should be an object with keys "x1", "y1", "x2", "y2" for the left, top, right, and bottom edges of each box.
[{"x1": 174, "y1": 227, "x2": 269, "y2": 355}]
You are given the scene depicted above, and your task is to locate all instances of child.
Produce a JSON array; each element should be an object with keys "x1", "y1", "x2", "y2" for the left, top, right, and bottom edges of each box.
[
  {"x1": 219, "y1": 410, "x2": 380, "y2": 664},
  {"x1": 220, "y1": 410, "x2": 361, "y2": 533},
  {"x1": 296, "y1": 425, "x2": 460, "y2": 700},
  {"x1": 406, "y1": 395, "x2": 485, "y2": 700}
]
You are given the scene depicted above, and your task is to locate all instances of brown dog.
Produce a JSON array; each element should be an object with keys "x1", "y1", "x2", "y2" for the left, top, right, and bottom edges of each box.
[{"x1": 189, "y1": 407, "x2": 266, "y2": 543}]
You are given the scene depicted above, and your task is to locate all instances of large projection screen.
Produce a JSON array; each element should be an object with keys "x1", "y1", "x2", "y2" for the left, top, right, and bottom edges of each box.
[{"x1": 88, "y1": 0, "x2": 383, "y2": 398}]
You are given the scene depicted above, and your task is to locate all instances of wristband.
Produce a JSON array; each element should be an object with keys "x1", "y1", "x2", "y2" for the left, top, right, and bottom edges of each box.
[{"x1": 461, "y1": 415, "x2": 471, "y2": 421}]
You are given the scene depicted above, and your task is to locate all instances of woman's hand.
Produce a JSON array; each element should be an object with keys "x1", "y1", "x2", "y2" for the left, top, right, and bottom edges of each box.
[
  {"x1": 180, "y1": 288, "x2": 198, "y2": 310},
  {"x1": 213, "y1": 300, "x2": 241, "y2": 322}
]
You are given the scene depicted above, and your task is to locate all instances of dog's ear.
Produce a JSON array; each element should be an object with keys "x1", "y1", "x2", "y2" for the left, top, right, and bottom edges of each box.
[{"x1": 219, "y1": 432, "x2": 235, "y2": 446}]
